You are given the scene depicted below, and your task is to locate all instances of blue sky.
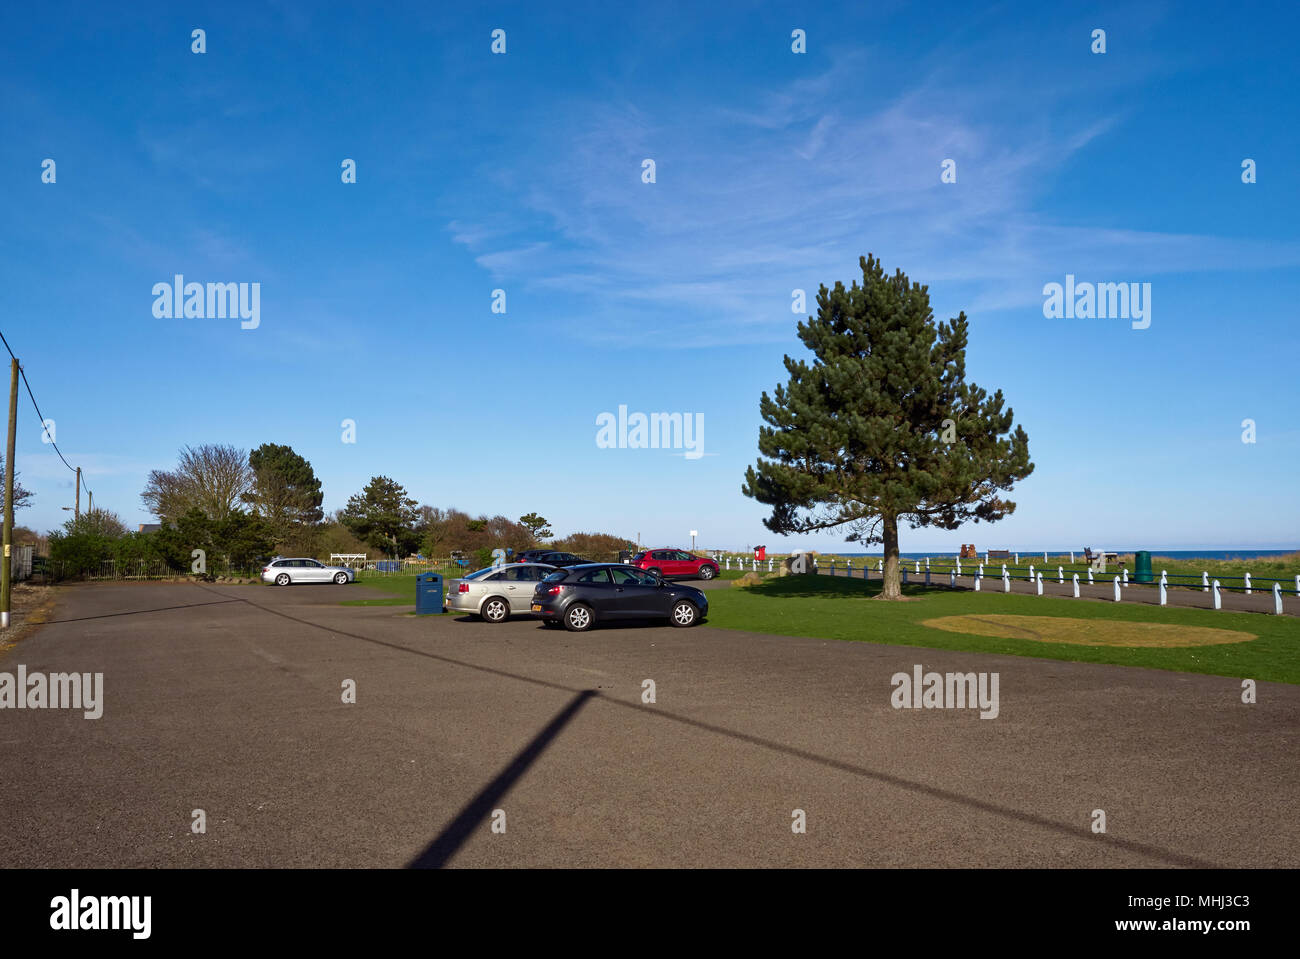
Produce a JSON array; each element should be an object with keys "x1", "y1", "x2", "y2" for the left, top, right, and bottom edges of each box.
[{"x1": 2, "y1": 0, "x2": 1297, "y2": 552}]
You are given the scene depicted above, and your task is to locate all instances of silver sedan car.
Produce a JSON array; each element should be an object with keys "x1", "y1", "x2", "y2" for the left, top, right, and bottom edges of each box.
[
  {"x1": 261, "y1": 557, "x2": 356, "y2": 586},
  {"x1": 446, "y1": 563, "x2": 556, "y2": 622}
]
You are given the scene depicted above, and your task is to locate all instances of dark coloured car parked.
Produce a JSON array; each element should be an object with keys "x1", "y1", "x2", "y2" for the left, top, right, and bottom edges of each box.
[
  {"x1": 631, "y1": 548, "x2": 719, "y2": 581},
  {"x1": 513, "y1": 549, "x2": 594, "y2": 568},
  {"x1": 530, "y1": 564, "x2": 708, "y2": 632}
]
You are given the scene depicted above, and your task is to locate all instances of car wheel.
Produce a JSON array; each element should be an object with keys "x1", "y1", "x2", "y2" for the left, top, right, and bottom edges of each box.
[
  {"x1": 333, "y1": 572, "x2": 349, "y2": 585},
  {"x1": 275, "y1": 573, "x2": 291, "y2": 586},
  {"x1": 564, "y1": 604, "x2": 594, "y2": 632},
  {"x1": 670, "y1": 600, "x2": 699, "y2": 627},
  {"x1": 482, "y1": 597, "x2": 510, "y2": 623},
  {"x1": 699, "y1": 565, "x2": 717, "y2": 580}
]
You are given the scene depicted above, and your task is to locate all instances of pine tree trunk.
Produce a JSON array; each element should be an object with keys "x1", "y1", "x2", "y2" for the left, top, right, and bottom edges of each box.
[{"x1": 881, "y1": 515, "x2": 902, "y2": 600}]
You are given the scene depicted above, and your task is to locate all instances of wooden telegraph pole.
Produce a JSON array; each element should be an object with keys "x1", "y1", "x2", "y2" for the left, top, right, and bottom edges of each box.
[
  {"x1": 2, "y1": 358, "x2": 18, "y2": 629},
  {"x1": 75, "y1": 466, "x2": 81, "y2": 520}
]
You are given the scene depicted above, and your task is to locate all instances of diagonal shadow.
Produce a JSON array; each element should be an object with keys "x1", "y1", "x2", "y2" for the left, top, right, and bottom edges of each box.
[
  {"x1": 406, "y1": 689, "x2": 597, "y2": 869},
  {"x1": 199, "y1": 585, "x2": 1224, "y2": 868},
  {"x1": 41, "y1": 598, "x2": 243, "y2": 625}
]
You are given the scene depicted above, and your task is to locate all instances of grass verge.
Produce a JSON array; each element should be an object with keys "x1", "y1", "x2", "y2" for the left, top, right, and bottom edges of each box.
[{"x1": 709, "y1": 575, "x2": 1300, "y2": 683}]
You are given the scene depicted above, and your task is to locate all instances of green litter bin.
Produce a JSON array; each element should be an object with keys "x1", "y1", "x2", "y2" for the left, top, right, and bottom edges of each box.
[{"x1": 1133, "y1": 551, "x2": 1153, "y2": 584}]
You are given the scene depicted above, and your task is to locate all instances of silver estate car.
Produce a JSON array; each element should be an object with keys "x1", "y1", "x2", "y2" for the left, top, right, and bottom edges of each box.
[
  {"x1": 261, "y1": 557, "x2": 356, "y2": 586},
  {"x1": 446, "y1": 563, "x2": 556, "y2": 623}
]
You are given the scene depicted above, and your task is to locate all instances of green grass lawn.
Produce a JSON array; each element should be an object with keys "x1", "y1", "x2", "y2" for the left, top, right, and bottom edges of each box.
[
  {"x1": 339, "y1": 565, "x2": 1300, "y2": 683},
  {"x1": 705, "y1": 575, "x2": 1300, "y2": 684},
  {"x1": 341, "y1": 571, "x2": 423, "y2": 607}
]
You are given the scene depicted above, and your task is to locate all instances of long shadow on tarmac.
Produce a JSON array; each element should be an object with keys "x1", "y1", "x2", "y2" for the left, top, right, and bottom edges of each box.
[
  {"x1": 194, "y1": 584, "x2": 1222, "y2": 869},
  {"x1": 41, "y1": 598, "x2": 243, "y2": 625},
  {"x1": 407, "y1": 690, "x2": 597, "y2": 868}
]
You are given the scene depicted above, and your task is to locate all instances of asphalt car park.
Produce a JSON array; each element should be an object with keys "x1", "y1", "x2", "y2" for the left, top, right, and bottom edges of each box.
[{"x1": 3, "y1": 580, "x2": 1297, "y2": 868}]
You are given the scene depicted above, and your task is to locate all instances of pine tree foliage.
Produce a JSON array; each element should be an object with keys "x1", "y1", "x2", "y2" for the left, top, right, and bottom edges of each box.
[{"x1": 742, "y1": 255, "x2": 1033, "y2": 599}]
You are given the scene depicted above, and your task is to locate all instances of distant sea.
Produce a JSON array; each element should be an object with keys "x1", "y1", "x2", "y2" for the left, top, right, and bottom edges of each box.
[{"x1": 830, "y1": 549, "x2": 1296, "y2": 560}]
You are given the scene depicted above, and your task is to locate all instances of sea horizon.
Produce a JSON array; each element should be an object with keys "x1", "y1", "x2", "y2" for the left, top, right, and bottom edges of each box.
[{"x1": 820, "y1": 548, "x2": 1297, "y2": 560}]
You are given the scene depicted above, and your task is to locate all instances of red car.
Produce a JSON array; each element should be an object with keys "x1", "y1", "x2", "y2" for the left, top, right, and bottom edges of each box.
[{"x1": 632, "y1": 549, "x2": 719, "y2": 581}]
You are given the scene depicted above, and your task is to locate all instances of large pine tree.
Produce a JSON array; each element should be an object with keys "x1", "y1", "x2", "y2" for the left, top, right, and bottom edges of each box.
[
  {"x1": 244, "y1": 443, "x2": 325, "y2": 544},
  {"x1": 742, "y1": 255, "x2": 1033, "y2": 600}
]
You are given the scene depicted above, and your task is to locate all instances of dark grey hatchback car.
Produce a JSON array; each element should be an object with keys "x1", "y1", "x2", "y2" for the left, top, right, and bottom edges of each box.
[{"x1": 530, "y1": 564, "x2": 709, "y2": 632}]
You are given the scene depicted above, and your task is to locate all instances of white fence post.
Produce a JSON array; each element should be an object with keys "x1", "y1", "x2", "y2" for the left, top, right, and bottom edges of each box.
[
  {"x1": 950, "y1": 570, "x2": 956, "y2": 587},
  {"x1": 1159, "y1": 579, "x2": 1167, "y2": 606},
  {"x1": 1212, "y1": 580, "x2": 1222, "y2": 610},
  {"x1": 1202, "y1": 571, "x2": 1209, "y2": 593},
  {"x1": 915, "y1": 560, "x2": 921, "y2": 575},
  {"x1": 1087, "y1": 568, "x2": 1094, "y2": 585},
  {"x1": 1001, "y1": 563, "x2": 1007, "y2": 580},
  {"x1": 1295, "y1": 574, "x2": 1300, "y2": 596},
  {"x1": 974, "y1": 575, "x2": 981, "y2": 591},
  {"x1": 1072, "y1": 573, "x2": 1080, "y2": 598},
  {"x1": 1244, "y1": 572, "x2": 1251, "y2": 595},
  {"x1": 1036, "y1": 573, "x2": 1044, "y2": 596},
  {"x1": 1057, "y1": 565, "x2": 1064, "y2": 584},
  {"x1": 1014, "y1": 552, "x2": 1019, "y2": 564},
  {"x1": 1028, "y1": 563, "x2": 1035, "y2": 583},
  {"x1": 1274, "y1": 583, "x2": 1283, "y2": 615},
  {"x1": 1043, "y1": 550, "x2": 1048, "y2": 562},
  {"x1": 877, "y1": 560, "x2": 882, "y2": 572},
  {"x1": 1070, "y1": 550, "x2": 1075, "y2": 563},
  {"x1": 768, "y1": 558, "x2": 773, "y2": 572},
  {"x1": 925, "y1": 557, "x2": 930, "y2": 572},
  {"x1": 1113, "y1": 576, "x2": 1121, "y2": 602},
  {"x1": 1122, "y1": 568, "x2": 1129, "y2": 587},
  {"x1": 978, "y1": 563, "x2": 984, "y2": 579},
  {"x1": 956, "y1": 557, "x2": 962, "y2": 575},
  {"x1": 1002, "y1": 571, "x2": 1011, "y2": 592}
]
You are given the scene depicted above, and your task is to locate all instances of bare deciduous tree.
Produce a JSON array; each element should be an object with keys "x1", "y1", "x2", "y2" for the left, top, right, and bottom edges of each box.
[{"x1": 141, "y1": 444, "x2": 253, "y2": 523}]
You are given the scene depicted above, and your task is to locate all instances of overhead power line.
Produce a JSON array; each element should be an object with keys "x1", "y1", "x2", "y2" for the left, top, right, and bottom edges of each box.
[{"x1": 0, "y1": 327, "x2": 95, "y2": 502}]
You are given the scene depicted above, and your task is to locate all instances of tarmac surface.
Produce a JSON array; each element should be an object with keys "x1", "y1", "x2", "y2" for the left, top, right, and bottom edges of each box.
[{"x1": 2, "y1": 580, "x2": 1297, "y2": 868}]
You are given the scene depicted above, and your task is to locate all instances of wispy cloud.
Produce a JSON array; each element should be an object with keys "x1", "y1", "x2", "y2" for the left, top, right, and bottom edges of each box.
[{"x1": 446, "y1": 51, "x2": 1300, "y2": 348}]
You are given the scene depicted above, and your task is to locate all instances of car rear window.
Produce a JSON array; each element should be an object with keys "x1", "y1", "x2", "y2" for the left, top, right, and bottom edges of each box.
[
  {"x1": 632, "y1": 552, "x2": 646, "y2": 561},
  {"x1": 465, "y1": 567, "x2": 496, "y2": 579},
  {"x1": 541, "y1": 570, "x2": 569, "y2": 583}
]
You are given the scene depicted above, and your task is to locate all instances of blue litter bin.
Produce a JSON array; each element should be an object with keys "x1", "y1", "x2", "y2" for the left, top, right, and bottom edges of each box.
[{"x1": 415, "y1": 572, "x2": 444, "y2": 615}]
